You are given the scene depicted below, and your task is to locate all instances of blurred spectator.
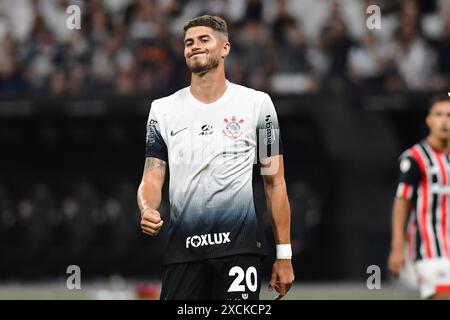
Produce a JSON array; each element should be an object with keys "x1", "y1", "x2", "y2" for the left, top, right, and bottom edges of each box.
[
  {"x1": 234, "y1": 20, "x2": 274, "y2": 90},
  {"x1": 271, "y1": 19, "x2": 318, "y2": 93},
  {"x1": 347, "y1": 32, "x2": 393, "y2": 91},
  {"x1": 66, "y1": 64, "x2": 87, "y2": 95},
  {"x1": 0, "y1": 34, "x2": 29, "y2": 93},
  {"x1": 430, "y1": 5, "x2": 450, "y2": 88},
  {"x1": 24, "y1": 16, "x2": 60, "y2": 92},
  {"x1": 319, "y1": 4, "x2": 355, "y2": 92},
  {"x1": 244, "y1": 0, "x2": 263, "y2": 22},
  {"x1": 49, "y1": 68, "x2": 66, "y2": 95},
  {"x1": 0, "y1": 0, "x2": 36, "y2": 43},
  {"x1": 389, "y1": 1, "x2": 438, "y2": 91}
]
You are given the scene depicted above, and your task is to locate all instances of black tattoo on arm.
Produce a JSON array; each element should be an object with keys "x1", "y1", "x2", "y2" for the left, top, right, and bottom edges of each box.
[
  {"x1": 144, "y1": 157, "x2": 167, "y2": 177},
  {"x1": 138, "y1": 158, "x2": 167, "y2": 216}
]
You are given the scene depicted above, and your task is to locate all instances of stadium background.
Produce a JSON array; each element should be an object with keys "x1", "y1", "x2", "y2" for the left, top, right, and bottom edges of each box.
[{"x1": 1, "y1": 0, "x2": 450, "y2": 299}]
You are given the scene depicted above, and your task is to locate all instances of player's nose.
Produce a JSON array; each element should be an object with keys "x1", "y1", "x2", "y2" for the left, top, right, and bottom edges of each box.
[{"x1": 191, "y1": 39, "x2": 201, "y2": 50}]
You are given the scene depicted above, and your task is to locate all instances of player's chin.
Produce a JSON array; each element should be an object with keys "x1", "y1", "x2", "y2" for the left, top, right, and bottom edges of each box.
[
  {"x1": 437, "y1": 131, "x2": 449, "y2": 139},
  {"x1": 188, "y1": 64, "x2": 210, "y2": 74}
]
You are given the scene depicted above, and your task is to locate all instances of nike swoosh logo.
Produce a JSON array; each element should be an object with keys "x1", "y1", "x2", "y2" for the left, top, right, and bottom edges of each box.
[{"x1": 170, "y1": 127, "x2": 188, "y2": 136}]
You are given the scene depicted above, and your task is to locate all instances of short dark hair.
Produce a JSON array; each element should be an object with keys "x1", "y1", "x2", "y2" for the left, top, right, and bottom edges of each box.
[
  {"x1": 183, "y1": 15, "x2": 228, "y2": 39},
  {"x1": 429, "y1": 93, "x2": 450, "y2": 112}
]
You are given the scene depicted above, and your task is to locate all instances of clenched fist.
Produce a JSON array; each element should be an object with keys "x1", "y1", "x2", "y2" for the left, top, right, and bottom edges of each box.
[{"x1": 141, "y1": 208, "x2": 164, "y2": 236}]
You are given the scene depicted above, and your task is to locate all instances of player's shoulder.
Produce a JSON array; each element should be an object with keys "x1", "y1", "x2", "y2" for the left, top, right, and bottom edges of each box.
[
  {"x1": 399, "y1": 148, "x2": 413, "y2": 160},
  {"x1": 400, "y1": 141, "x2": 427, "y2": 160},
  {"x1": 149, "y1": 87, "x2": 190, "y2": 111},
  {"x1": 229, "y1": 82, "x2": 271, "y2": 102},
  {"x1": 396, "y1": 144, "x2": 423, "y2": 176},
  {"x1": 398, "y1": 142, "x2": 427, "y2": 171}
]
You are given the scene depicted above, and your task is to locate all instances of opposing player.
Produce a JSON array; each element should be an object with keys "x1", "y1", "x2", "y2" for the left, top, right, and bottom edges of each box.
[
  {"x1": 137, "y1": 15, "x2": 294, "y2": 300},
  {"x1": 388, "y1": 94, "x2": 450, "y2": 299}
]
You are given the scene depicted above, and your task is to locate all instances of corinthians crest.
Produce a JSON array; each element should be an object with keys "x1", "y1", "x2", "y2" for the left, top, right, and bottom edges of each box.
[{"x1": 222, "y1": 116, "x2": 244, "y2": 140}]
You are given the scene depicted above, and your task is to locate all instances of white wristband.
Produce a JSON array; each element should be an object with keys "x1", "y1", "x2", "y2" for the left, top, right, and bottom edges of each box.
[{"x1": 276, "y1": 244, "x2": 292, "y2": 260}]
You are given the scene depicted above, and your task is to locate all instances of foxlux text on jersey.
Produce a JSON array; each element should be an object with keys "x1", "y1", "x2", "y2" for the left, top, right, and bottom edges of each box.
[{"x1": 186, "y1": 232, "x2": 231, "y2": 248}]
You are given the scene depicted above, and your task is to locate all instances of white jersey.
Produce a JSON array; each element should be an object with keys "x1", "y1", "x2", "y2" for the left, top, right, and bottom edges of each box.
[{"x1": 145, "y1": 81, "x2": 283, "y2": 264}]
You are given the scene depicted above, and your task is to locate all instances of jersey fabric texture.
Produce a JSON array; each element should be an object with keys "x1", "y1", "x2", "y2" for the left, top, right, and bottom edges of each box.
[{"x1": 145, "y1": 81, "x2": 283, "y2": 265}]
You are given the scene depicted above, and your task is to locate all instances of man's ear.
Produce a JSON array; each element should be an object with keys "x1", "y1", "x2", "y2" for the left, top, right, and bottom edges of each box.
[
  {"x1": 425, "y1": 115, "x2": 431, "y2": 128},
  {"x1": 222, "y1": 41, "x2": 231, "y2": 58}
]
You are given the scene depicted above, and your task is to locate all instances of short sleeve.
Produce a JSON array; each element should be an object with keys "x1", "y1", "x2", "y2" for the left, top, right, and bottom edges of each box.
[
  {"x1": 256, "y1": 93, "x2": 283, "y2": 163},
  {"x1": 145, "y1": 102, "x2": 168, "y2": 162},
  {"x1": 395, "y1": 156, "x2": 421, "y2": 200}
]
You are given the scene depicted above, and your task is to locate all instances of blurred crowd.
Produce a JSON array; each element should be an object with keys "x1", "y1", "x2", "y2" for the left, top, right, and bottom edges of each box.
[{"x1": 1, "y1": 0, "x2": 450, "y2": 96}]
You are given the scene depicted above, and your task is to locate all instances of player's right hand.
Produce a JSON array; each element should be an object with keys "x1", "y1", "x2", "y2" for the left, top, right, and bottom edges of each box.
[
  {"x1": 388, "y1": 249, "x2": 405, "y2": 277},
  {"x1": 141, "y1": 209, "x2": 163, "y2": 236}
]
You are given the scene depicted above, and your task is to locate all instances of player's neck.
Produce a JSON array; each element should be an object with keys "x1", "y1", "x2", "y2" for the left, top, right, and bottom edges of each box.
[
  {"x1": 190, "y1": 68, "x2": 227, "y2": 104},
  {"x1": 427, "y1": 135, "x2": 450, "y2": 153}
]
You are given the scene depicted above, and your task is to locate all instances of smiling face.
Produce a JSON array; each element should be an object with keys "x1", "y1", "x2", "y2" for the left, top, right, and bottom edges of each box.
[
  {"x1": 183, "y1": 26, "x2": 230, "y2": 74},
  {"x1": 427, "y1": 101, "x2": 450, "y2": 141}
]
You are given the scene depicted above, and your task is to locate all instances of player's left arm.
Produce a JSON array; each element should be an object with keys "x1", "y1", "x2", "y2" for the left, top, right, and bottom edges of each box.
[{"x1": 262, "y1": 154, "x2": 295, "y2": 300}]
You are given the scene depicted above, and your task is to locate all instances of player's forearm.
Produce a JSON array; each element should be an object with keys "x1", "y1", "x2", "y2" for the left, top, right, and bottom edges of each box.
[
  {"x1": 137, "y1": 157, "x2": 166, "y2": 215},
  {"x1": 265, "y1": 180, "x2": 291, "y2": 244},
  {"x1": 390, "y1": 198, "x2": 410, "y2": 251},
  {"x1": 137, "y1": 181, "x2": 162, "y2": 216}
]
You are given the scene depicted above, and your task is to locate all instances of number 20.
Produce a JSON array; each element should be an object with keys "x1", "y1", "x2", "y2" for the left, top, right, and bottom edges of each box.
[{"x1": 228, "y1": 266, "x2": 257, "y2": 292}]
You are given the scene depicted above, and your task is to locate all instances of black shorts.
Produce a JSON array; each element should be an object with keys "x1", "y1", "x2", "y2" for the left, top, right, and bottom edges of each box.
[{"x1": 160, "y1": 254, "x2": 263, "y2": 300}]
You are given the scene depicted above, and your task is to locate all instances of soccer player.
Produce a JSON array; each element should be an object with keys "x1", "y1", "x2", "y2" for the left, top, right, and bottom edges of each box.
[
  {"x1": 137, "y1": 15, "x2": 294, "y2": 300},
  {"x1": 388, "y1": 94, "x2": 450, "y2": 300}
]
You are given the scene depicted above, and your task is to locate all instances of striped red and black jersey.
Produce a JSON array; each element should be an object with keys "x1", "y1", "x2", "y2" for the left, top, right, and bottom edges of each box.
[{"x1": 396, "y1": 140, "x2": 450, "y2": 261}]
